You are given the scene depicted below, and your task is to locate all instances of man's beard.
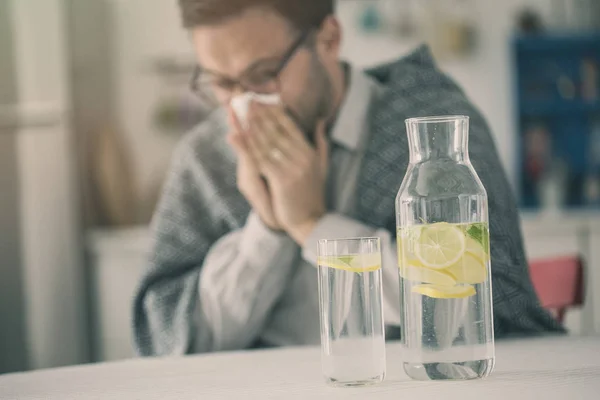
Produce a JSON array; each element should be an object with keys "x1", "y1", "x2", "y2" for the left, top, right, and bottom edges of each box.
[{"x1": 285, "y1": 54, "x2": 334, "y2": 145}]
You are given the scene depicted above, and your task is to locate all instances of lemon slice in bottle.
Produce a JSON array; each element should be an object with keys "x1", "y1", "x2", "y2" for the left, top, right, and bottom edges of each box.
[
  {"x1": 415, "y1": 223, "x2": 466, "y2": 270},
  {"x1": 447, "y1": 252, "x2": 487, "y2": 284},
  {"x1": 317, "y1": 253, "x2": 381, "y2": 273},
  {"x1": 411, "y1": 283, "x2": 476, "y2": 299},
  {"x1": 466, "y1": 236, "x2": 489, "y2": 262},
  {"x1": 399, "y1": 263, "x2": 457, "y2": 286}
]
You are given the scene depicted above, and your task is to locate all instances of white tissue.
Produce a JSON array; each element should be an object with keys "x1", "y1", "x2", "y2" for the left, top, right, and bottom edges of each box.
[{"x1": 230, "y1": 92, "x2": 281, "y2": 130}]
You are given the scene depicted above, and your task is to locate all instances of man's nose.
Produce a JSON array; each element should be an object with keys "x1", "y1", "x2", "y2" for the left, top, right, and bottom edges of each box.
[
  {"x1": 223, "y1": 86, "x2": 245, "y2": 110},
  {"x1": 227, "y1": 85, "x2": 246, "y2": 103}
]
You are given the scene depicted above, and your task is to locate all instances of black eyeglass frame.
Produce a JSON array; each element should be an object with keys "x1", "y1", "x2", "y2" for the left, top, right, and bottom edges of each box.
[{"x1": 189, "y1": 31, "x2": 310, "y2": 107}]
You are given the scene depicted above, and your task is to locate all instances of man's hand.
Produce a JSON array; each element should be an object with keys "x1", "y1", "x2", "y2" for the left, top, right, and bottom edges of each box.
[
  {"x1": 245, "y1": 103, "x2": 329, "y2": 245},
  {"x1": 227, "y1": 109, "x2": 282, "y2": 231}
]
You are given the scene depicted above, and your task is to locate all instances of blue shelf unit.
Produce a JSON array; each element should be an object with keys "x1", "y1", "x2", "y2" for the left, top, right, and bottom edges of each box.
[{"x1": 513, "y1": 33, "x2": 600, "y2": 210}]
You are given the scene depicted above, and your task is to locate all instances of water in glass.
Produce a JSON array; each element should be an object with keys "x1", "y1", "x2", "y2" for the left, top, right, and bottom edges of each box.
[{"x1": 317, "y1": 238, "x2": 385, "y2": 386}]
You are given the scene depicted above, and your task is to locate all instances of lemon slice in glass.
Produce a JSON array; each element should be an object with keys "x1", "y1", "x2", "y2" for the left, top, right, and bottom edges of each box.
[
  {"x1": 415, "y1": 223, "x2": 466, "y2": 270},
  {"x1": 400, "y1": 263, "x2": 457, "y2": 286},
  {"x1": 411, "y1": 283, "x2": 476, "y2": 299},
  {"x1": 447, "y1": 253, "x2": 487, "y2": 284},
  {"x1": 317, "y1": 253, "x2": 381, "y2": 273}
]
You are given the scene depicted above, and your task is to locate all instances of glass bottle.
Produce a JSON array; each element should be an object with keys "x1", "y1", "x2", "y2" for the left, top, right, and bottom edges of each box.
[{"x1": 395, "y1": 116, "x2": 495, "y2": 381}]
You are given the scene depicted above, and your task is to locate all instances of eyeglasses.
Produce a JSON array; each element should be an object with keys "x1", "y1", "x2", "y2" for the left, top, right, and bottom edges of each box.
[{"x1": 190, "y1": 31, "x2": 309, "y2": 108}]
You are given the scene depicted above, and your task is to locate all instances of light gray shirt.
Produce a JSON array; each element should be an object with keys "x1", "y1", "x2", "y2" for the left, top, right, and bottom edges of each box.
[{"x1": 194, "y1": 66, "x2": 401, "y2": 352}]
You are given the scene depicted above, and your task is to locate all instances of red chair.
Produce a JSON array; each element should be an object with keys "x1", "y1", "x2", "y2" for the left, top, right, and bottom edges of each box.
[{"x1": 529, "y1": 256, "x2": 584, "y2": 324}]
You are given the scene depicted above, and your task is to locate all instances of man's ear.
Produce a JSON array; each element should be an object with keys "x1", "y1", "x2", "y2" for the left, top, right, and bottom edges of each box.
[{"x1": 316, "y1": 16, "x2": 342, "y2": 58}]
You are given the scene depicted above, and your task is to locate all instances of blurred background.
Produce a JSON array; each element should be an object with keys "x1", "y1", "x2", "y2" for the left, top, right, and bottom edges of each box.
[{"x1": 0, "y1": 0, "x2": 599, "y2": 374}]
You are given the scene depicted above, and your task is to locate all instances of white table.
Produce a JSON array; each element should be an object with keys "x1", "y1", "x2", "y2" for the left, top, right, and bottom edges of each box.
[{"x1": 1, "y1": 336, "x2": 599, "y2": 400}]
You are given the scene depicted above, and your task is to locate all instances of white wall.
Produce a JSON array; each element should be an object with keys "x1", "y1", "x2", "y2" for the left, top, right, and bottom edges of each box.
[
  {"x1": 107, "y1": 0, "x2": 557, "y2": 204},
  {"x1": 108, "y1": 0, "x2": 189, "y2": 221}
]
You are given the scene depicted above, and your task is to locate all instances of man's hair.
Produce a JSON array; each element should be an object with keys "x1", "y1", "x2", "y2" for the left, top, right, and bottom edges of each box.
[{"x1": 178, "y1": 0, "x2": 334, "y2": 31}]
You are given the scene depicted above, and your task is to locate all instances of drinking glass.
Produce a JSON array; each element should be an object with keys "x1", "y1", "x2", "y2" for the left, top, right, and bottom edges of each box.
[{"x1": 317, "y1": 237, "x2": 385, "y2": 386}]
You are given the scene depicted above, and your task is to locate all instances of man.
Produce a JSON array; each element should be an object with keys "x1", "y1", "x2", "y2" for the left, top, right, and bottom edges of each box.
[{"x1": 133, "y1": 0, "x2": 562, "y2": 356}]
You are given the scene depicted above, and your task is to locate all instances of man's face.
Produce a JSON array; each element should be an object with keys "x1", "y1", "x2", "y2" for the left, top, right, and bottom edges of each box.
[{"x1": 191, "y1": 8, "x2": 339, "y2": 136}]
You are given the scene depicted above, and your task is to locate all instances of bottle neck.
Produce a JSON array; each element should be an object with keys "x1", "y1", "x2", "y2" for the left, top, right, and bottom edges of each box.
[{"x1": 406, "y1": 117, "x2": 469, "y2": 163}]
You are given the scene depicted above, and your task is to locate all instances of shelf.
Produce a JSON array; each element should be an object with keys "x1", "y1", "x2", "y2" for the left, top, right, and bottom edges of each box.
[
  {"x1": 513, "y1": 32, "x2": 600, "y2": 210},
  {"x1": 514, "y1": 33, "x2": 600, "y2": 53},
  {"x1": 518, "y1": 100, "x2": 600, "y2": 116}
]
